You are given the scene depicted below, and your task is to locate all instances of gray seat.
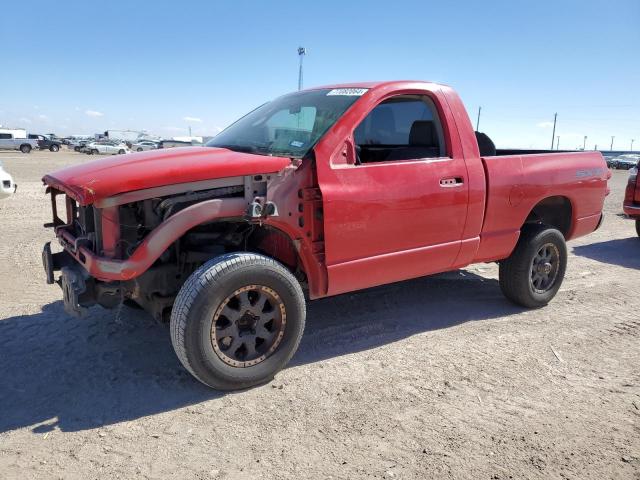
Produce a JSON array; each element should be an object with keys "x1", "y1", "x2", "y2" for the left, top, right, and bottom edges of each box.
[{"x1": 386, "y1": 120, "x2": 440, "y2": 161}]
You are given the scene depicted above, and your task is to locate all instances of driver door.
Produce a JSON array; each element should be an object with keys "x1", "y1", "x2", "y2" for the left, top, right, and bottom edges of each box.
[{"x1": 320, "y1": 94, "x2": 470, "y2": 295}]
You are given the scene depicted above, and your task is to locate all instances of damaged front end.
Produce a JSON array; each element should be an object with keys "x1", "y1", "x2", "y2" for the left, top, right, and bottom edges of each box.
[{"x1": 41, "y1": 175, "x2": 280, "y2": 320}]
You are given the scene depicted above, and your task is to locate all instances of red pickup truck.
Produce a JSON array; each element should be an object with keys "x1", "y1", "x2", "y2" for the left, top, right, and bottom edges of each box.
[
  {"x1": 623, "y1": 167, "x2": 640, "y2": 236},
  {"x1": 42, "y1": 81, "x2": 608, "y2": 389}
]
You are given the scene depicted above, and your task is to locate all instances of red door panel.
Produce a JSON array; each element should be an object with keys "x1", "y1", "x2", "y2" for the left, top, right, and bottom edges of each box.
[{"x1": 322, "y1": 154, "x2": 469, "y2": 295}]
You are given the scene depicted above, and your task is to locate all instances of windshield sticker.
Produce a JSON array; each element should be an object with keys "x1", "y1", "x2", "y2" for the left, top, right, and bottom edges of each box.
[
  {"x1": 326, "y1": 88, "x2": 368, "y2": 96},
  {"x1": 289, "y1": 140, "x2": 304, "y2": 148}
]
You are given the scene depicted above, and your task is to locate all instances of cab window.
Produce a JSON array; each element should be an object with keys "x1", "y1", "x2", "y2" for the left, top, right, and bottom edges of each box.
[{"x1": 353, "y1": 95, "x2": 446, "y2": 163}]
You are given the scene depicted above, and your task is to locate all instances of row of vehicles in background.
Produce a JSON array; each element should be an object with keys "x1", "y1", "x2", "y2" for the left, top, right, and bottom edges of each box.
[
  {"x1": 605, "y1": 154, "x2": 640, "y2": 170},
  {"x1": 69, "y1": 138, "x2": 203, "y2": 155}
]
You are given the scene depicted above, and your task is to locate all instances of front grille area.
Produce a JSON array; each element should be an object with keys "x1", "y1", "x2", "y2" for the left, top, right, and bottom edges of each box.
[{"x1": 48, "y1": 188, "x2": 100, "y2": 254}]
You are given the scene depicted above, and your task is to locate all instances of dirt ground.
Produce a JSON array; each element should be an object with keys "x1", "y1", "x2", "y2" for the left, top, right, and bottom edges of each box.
[{"x1": 0, "y1": 149, "x2": 638, "y2": 480}]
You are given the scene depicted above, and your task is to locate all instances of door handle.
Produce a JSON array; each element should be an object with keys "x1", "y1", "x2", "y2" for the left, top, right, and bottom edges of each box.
[{"x1": 440, "y1": 177, "x2": 464, "y2": 187}]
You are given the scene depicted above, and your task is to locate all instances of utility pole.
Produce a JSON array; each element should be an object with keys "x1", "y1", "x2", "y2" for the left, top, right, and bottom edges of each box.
[
  {"x1": 476, "y1": 106, "x2": 481, "y2": 131},
  {"x1": 631, "y1": 139, "x2": 635, "y2": 151},
  {"x1": 550, "y1": 113, "x2": 557, "y2": 149},
  {"x1": 583, "y1": 136, "x2": 587, "y2": 150},
  {"x1": 188, "y1": 126, "x2": 192, "y2": 136},
  {"x1": 297, "y1": 47, "x2": 306, "y2": 91},
  {"x1": 610, "y1": 136, "x2": 615, "y2": 151},
  {"x1": 556, "y1": 136, "x2": 560, "y2": 150}
]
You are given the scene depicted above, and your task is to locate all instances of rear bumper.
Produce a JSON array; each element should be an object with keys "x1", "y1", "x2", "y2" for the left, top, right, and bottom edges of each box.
[
  {"x1": 623, "y1": 203, "x2": 640, "y2": 217},
  {"x1": 568, "y1": 212, "x2": 603, "y2": 240}
]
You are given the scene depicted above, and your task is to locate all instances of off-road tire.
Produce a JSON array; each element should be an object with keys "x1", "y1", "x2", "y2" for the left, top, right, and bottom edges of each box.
[
  {"x1": 170, "y1": 252, "x2": 306, "y2": 390},
  {"x1": 49, "y1": 144, "x2": 59, "y2": 152},
  {"x1": 499, "y1": 225, "x2": 567, "y2": 308},
  {"x1": 636, "y1": 218, "x2": 640, "y2": 238},
  {"x1": 20, "y1": 144, "x2": 31, "y2": 154}
]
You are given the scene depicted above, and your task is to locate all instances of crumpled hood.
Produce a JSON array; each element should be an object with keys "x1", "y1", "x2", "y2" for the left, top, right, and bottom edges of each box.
[{"x1": 42, "y1": 147, "x2": 291, "y2": 205}]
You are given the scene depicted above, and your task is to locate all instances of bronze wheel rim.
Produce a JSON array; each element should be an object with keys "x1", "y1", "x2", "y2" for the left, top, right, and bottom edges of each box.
[
  {"x1": 530, "y1": 243, "x2": 560, "y2": 294},
  {"x1": 210, "y1": 285, "x2": 286, "y2": 367}
]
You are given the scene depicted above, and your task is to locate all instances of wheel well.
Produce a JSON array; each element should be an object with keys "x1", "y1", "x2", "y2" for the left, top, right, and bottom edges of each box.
[
  {"x1": 127, "y1": 221, "x2": 306, "y2": 321},
  {"x1": 246, "y1": 225, "x2": 306, "y2": 281},
  {"x1": 523, "y1": 196, "x2": 573, "y2": 237}
]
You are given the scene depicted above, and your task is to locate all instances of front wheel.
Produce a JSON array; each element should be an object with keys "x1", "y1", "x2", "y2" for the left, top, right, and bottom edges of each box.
[
  {"x1": 49, "y1": 144, "x2": 59, "y2": 152},
  {"x1": 499, "y1": 225, "x2": 567, "y2": 308},
  {"x1": 118, "y1": 149, "x2": 125, "y2": 154},
  {"x1": 170, "y1": 253, "x2": 306, "y2": 390},
  {"x1": 20, "y1": 144, "x2": 31, "y2": 154},
  {"x1": 636, "y1": 218, "x2": 640, "y2": 238}
]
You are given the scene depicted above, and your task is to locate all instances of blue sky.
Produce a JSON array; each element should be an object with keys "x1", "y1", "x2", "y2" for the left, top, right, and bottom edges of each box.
[{"x1": 1, "y1": 0, "x2": 638, "y2": 149}]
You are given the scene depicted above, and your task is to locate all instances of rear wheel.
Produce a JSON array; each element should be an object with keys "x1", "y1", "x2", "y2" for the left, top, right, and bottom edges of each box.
[
  {"x1": 137, "y1": 147, "x2": 143, "y2": 152},
  {"x1": 499, "y1": 225, "x2": 567, "y2": 308},
  {"x1": 170, "y1": 253, "x2": 306, "y2": 390},
  {"x1": 20, "y1": 144, "x2": 31, "y2": 154},
  {"x1": 49, "y1": 144, "x2": 59, "y2": 152}
]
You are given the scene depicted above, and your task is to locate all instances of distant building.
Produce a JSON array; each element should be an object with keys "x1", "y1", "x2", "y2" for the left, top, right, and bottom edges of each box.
[{"x1": 104, "y1": 129, "x2": 146, "y2": 142}]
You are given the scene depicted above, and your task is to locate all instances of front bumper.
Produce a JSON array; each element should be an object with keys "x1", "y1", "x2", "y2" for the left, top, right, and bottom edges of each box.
[{"x1": 42, "y1": 242, "x2": 91, "y2": 316}]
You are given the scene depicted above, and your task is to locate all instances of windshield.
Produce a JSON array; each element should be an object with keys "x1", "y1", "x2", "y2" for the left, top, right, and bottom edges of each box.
[{"x1": 206, "y1": 88, "x2": 367, "y2": 158}]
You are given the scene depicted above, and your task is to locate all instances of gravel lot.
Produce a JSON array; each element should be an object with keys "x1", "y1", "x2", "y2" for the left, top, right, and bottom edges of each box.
[{"x1": 0, "y1": 149, "x2": 638, "y2": 479}]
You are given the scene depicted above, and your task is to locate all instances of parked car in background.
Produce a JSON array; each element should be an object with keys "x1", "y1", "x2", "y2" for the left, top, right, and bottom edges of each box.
[
  {"x1": 86, "y1": 141, "x2": 130, "y2": 155},
  {"x1": 70, "y1": 138, "x2": 93, "y2": 151},
  {"x1": 0, "y1": 162, "x2": 17, "y2": 199},
  {"x1": 623, "y1": 166, "x2": 640, "y2": 237},
  {"x1": 132, "y1": 140, "x2": 158, "y2": 152},
  {"x1": 0, "y1": 133, "x2": 38, "y2": 153},
  {"x1": 28, "y1": 134, "x2": 62, "y2": 152},
  {"x1": 615, "y1": 154, "x2": 639, "y2": 170}
]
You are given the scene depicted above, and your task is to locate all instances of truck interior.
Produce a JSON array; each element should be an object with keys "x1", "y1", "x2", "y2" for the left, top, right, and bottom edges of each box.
[{"x1": 353, "y1": 95, "x2": 446, "y2": 163}]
